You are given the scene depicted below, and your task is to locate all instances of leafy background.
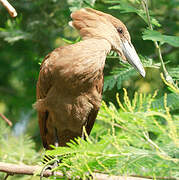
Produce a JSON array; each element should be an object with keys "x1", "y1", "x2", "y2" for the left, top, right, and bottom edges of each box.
[{"x1": 0, "y1": 0, "x2": 178, "y2": 179}]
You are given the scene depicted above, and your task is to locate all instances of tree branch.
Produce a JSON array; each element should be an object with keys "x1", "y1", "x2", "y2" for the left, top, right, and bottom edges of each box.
[
  {"x1": 0, "y1": 162, "x2": 61, "y2": 178},
  {"x1": 0, "y1": 162, "x2": 177, "y2": 180},
  {"x1": 0, "y1": 113, "x2": 12, "y2": 127},
  {"x1": 0, "y1": 162, "x2": 152, "y2": 180},
  {"x1": 0, "y1": 0, "x2": 17, "y2": 17}
]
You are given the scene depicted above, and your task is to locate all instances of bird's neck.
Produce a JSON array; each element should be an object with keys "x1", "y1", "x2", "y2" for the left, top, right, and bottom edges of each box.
[
  {"x1": 82, "y1": 38, "x2": 111, "y2": 54},
  {"x1": 59, "y1": 38, "x2": 111, "y2": 85},
  {"x1": 78, "y1": 38, "x2": 111, "y2": 68},
  {"x1": 74, "y1": 38, "x2": 111, "y2": 78}
]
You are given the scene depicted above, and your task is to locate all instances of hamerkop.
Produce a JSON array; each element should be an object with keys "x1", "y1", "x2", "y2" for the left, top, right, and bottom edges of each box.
[{"x1": 35, "y1": 8, "x2": 145, "y2": 149}]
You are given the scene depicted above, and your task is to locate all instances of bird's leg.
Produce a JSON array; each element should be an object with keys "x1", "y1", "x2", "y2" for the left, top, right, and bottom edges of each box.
[
  {"x1": 53, "y1": 128, "x2": 61, "y2": 166},
  {"x1": 40, "y1": 128, "x2": 60, "y2": 179},
  {"x1": 54, "y1": 127, "x2": 59, "y2": 147},
  {"x1": 40, "y1": 154, "x2": 58, "y2": 180}
]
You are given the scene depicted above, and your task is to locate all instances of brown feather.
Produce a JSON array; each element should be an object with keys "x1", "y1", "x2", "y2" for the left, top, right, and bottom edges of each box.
[
  {"x1": 36, "y1": 39, "x2": 111, "y2": 148},
  {"x1": 35, "y1": 8, "x2": 134, "y2": 149}
]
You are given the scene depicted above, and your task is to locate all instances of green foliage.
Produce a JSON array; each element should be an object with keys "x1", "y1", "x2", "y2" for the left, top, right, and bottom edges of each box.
[
  {"x1": 108, "y1": 0, "x2": 161, "y2": 27},
  {"x1": 0, "y1": 121, "x2": 40, "y2": 164},
  {"x1": 152, "y1": 92, "x2": 179, "y2": 111},
  {"x1": 0, "y1": 0, "x2": 179, "y2": 179},
  {"x1": 104, "y1": 55, "x2": 161, "y2": 91},
  {"x1": 142, "y1": 30, "x2": 179, "y2": 47},
  {"x1": 152, "y1": 74, "x2": 179, "y2": 111},
  {"x1": 67, "y1": 0, "x2": 96, "y2": 11},
  {"x1": 102, "y1": 0, "x2": 179, "y2": 94},
  {"x1": 168, "y1": 66, "x2": 179, "y2": 81},
  {"x1": 0, "y1": 17, "x2": 31, "y2": 44},
  {"x1": 103, "y1": 63, "x2": 136, "y2": 91},
  {"x1": 0, "y1": 120, "x2": 40, "y2": 180},
  {"x1": 45, "y1": 88, "x2": 179, "y2": 179}
]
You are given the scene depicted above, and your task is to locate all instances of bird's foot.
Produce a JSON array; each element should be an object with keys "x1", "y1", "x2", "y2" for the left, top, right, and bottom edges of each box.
[{"x1": 40, "y1": 157, "x2": 61, "y2": 179}]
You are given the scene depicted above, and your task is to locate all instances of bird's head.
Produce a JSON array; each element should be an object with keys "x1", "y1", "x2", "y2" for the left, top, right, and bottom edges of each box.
[{"x1": 71, "y1": 8, "x2": 145, "y2": 77}]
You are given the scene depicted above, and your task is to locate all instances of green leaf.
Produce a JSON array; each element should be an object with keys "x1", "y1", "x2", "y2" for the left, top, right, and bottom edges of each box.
[
  {"x1": 142, "y1": 30, "x2": 179, "y2": 47},
  {"x1": 109, "y1": 3, "x2": 161, "y2": 27},
  {"x1": 67, "y1": 0, "x2": 96, "y2": 12},
  {"x1": 0, "y1": 18, "x2": 31, "y2": 44},
  {"x1": 0, "y1": 121, "x2": 40, "y2": 164},
  {"x1": 104, "y1": 56, "x2": 160, "y2": 91},
  {"x1": 168, "y1": 66, "x2": 179, "y2": 81},
  {"x1": 152, "y1": 93, "x2": 179, "y2": 111},
  {"x1": 104, "y1": 65, "x2": 136, "y2": 91},
  {"x1": 0, "y1": 30, "x2": 31, "y2": 44}
]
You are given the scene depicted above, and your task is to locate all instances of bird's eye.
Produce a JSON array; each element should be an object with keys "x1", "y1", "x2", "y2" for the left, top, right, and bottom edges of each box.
[{"x1": 117, "y1": 27, "x2": 123, "y2": 34}]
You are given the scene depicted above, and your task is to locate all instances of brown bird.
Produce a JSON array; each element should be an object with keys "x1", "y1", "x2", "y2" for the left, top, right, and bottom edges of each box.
[{"x1": 35, "y1": 8, "x2": 145, "y2": 149}]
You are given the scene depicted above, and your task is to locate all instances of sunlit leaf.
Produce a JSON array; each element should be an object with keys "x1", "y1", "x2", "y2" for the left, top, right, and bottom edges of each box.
[
  {"x1": 142, "y1": 30, "x2": 179, "y2": 47},
  {"x1": 67, "y1": 0, "x2": 96, "y2": 11},
  {"x1": 109, "y1": 3, "x2": 161, "y2": 27},
  {"x1": 104, "y1": 56, "x2": 160, "y2": 91},
  {"x1": 0, "y1": 30, "x2": 31, "y2": 44},
  {"x1": 152, "y1": 93, "x2": 179, "y2": 111}
]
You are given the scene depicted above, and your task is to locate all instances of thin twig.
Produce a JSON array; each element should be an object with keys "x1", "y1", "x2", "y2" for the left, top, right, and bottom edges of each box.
[
  {"x1": 149, "y1": 46, "x2": 176, "y2": 59},
  {"x1": 143, "y1": 131, "x2": 178, "y2": 163},
  {"x1": 3, "y1": 173, "x2": 12, "y2": 180},
  {"x1": 141, "y1": 0, "x2": 174, "y2": 84},
  {"x1": 143, "y1": 131, "x2": 166, "y2": 154},
  {"x1": 0, "y1": 113, "x2": 12, "y2": 126},
  {"x1": 0, "y1": 0, "x2": 17, "y2": 17},
  {"x1": 113, "y1": 123, "x2": 146, "y2": 142}
]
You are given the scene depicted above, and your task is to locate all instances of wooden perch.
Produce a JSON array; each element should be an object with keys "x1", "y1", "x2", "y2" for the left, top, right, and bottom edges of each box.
[
  {"x1": 0, "y1": 0, "x2": 17, "y2": 17},
  {"x1": 0, "y1": 162, "x2": 151, "y2": 180},
  {"x1": 0, "y1": 162, "x2": 58, "y2": 177},
  {"x1": 0, "y1": 162, "x2": 177, "y2": 180}
]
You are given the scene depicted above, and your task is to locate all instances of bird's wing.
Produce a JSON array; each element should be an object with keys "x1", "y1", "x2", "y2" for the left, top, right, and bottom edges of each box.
[
  {"x1": 85, "y1": 69, "x2": 104, "y2": 136},
  {"x1": 36, "y1": 39, "x2": 109, "y2": 148},
  {"x1": 36, "y1": 46, "x2": 73, "y2": 148},
  {"x1": 36, "y1": 53, "x2": 54, "y2": 148}
]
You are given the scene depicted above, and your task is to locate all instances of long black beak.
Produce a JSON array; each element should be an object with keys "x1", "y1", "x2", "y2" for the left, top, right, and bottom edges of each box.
[{"x1": 121, "y1": 40, "x2": 146, "y2": 77}]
